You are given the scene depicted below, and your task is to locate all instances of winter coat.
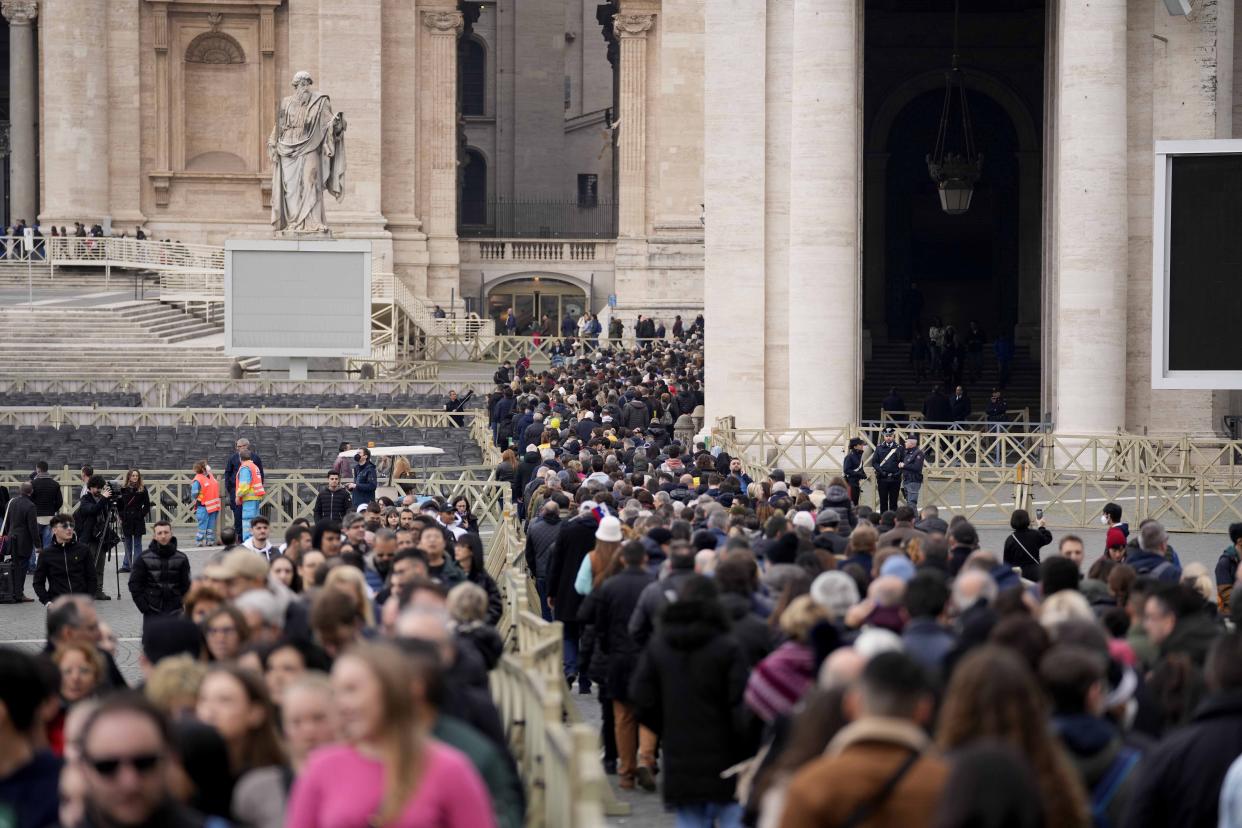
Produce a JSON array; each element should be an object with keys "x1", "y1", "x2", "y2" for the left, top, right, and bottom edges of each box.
[
  {"x1": 922, "y1": 392, "x2": 953, "y2": 423},
  {"x1": 546, "y1": 515, "x2": 598, "y2": 623},
  {"x1": 4, "y1": 494, "x2": 40, "y2": 560},
  {"x1": 33, "y1": 539, "x2": 96, "y2": 603},
  {"x1": 901, "y1": 617, "x2": 957, "y2": 676},
  {"x1": 871, "y1": 440, "x2": 904, "y2": 481},
  {"x1": 1125, "y1": 548, "x2": 1182, "y2": 582},
  {"x1": 1157, "y1": 610, "x2": 1220, "y2": 669},
  {"x1": 1122, "y1": 690, "x2": 1242, "y2": 828},
  {"x1": 466, "y1": 568, "x2": 504, "y2": 627},
  {"x1": 514, "y1": 452, "x2": 541, "y2": 504},
  {"x1": 351, "y1": 461, "x2": 378, "y2": 507},
  {"x1": 584, "y1": 567, "x2": 654, "y2": 703},
  {"x1": 524, "y1": 513, "x2": 561, "y2": 579},
  {"x1": 30, "y1": 474, "x2": 63, "y2": 517},
  {"x1": 629, "y1": 568, "x2": 696, "y2": 648},
  {"x1": 820, "y1": 485, "x2": 857, "y2": 529},
  {"x1": 313, "y1": 487, "x2": 351, "y2": 524},
  {"x1": 629, "y1": 597, "x2": 752, "y2": 806},
  {"x1": 620, "y1": 398, "x2": 651, "y2": 431},
  {"x1": 1003, "y1": 526, "x2": 1054, "y2": 581},
  {"x1": 779, "y1": 718, "x2": 949, "y2": 828},
  {"x1": 128, "y1": 538, "x2": 191, "y2": 616},
  {"x1": 718, "y1": 592, "x2": 778, "y2": 669},
  {"x1": 1051, "y1": 714, "x2": 1140, "y2": 828},
  {"x1": 118, "y1": 486, "x2": 152, "y2": 537}
]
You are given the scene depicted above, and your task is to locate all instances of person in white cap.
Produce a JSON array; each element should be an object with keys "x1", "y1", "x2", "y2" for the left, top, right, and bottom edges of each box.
[{"x1": 575, "y1": 515, "x2": 624, "y2": 596}]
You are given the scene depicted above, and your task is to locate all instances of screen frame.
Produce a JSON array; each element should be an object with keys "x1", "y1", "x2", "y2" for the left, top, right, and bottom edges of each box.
[
  {"x1": 224, "y1": 239, "x2": 373, "y2": 357},
  {"x1": 1152, "y1": 139, "x2": 1242, "y2": 389}
]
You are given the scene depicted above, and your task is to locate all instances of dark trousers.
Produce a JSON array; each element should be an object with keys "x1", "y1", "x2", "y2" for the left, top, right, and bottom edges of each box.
[
  {"x1": 231, "y1": 501, "x2": 244, "y2": 535},
  {"x1": 599, "y1": 689, "x2": 618, "y2": 763},
  {"x1": 94, "y1": 541, "x2": 108, "y2": 592},
  {"x1": 12, "y1": 555, "x2": 29, "y2": 598},
  {"x1": 848, "y1": 483, "x2": 861, "y2": 507},
  {"x1": 877, "y1": 479, "x2": 901, "y2": 513}
]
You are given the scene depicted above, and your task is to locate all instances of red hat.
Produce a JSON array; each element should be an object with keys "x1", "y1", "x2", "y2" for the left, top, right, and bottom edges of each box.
[{"x1": 1105, "y1": 527, "x2": 1127, "y2": 549}]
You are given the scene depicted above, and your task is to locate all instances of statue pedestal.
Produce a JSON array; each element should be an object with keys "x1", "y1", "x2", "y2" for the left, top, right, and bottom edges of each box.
[{"x1": 274, "y1": 228, "x2": 333, "y2": 240}]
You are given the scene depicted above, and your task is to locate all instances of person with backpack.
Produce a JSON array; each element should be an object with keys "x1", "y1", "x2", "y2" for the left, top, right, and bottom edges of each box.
[
  {"x1": 1042, "y1": 645, "x2": 1141, "y2": 828},
  {"x1": 1125, "y1": 521, "x2": 1182, "y2": 583},
  {"x1": 1215, "y1": 522, "x2": 1242, "y2": 610}
]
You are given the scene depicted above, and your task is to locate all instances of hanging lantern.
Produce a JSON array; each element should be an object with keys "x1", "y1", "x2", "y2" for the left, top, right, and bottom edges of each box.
[{"x1": 926, "y1": 0, "x2": 983, "y2": 215}]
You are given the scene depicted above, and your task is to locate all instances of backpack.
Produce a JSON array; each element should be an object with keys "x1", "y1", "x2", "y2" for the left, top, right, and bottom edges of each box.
[{"x1": 1090, "y1": 746, "x2": 1140, "y2": 828}]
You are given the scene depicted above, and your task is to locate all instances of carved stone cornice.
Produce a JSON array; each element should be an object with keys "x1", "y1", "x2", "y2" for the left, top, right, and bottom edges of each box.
[
  {"x1": 613, "y1": 12, "x2": 654, "y2": 38},
  {"x1": 422, "y1": 10, "x2": 464, "y2": 36},
  {"x1": 1, "y1": 0, "x2": 38, "y2": 25}
]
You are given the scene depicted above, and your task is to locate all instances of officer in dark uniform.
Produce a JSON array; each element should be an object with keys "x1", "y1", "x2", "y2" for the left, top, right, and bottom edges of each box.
[
  {"x1": 842, "y1": 437, "x2": 868, "y2": 507},
  {"x1": 871, "y1": 427, "x2": 904, "y2": 513}
]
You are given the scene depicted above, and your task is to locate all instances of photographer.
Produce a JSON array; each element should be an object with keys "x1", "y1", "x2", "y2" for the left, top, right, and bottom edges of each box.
[{"x1": 73, "y1": 475, "x2": 115, "y2": 601}]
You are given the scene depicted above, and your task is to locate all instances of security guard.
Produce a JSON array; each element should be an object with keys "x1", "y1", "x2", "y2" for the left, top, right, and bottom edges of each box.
[{"x1": 871, "y1": 427, "x2": 904, "y2": 512}]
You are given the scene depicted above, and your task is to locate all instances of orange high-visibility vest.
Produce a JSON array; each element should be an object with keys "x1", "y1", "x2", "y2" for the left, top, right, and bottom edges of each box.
[
  {"x1": 194, "y1": 473, "x2": 221, "y2": 513},
  {"x1": 237, "y1": 460, "x2": 266, "y2": 501}
]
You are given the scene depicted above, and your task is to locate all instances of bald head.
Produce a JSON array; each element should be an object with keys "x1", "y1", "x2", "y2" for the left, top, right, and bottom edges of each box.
[{"x1": 818, "y1": 647, "x2": 864, "y2": 690}]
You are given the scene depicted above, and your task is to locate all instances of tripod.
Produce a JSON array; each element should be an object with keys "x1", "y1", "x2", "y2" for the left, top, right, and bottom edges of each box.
[{"x1": 92, "y1": 500, "x2": 124, "y2": 600}]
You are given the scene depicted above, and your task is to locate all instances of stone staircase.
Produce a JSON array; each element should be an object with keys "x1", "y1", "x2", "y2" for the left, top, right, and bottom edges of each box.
[
  {"x1": 862, "y1": 339, "x2": 1042, "y2": 421},
  {"x1": 0, "y1": 301, "x2": 236, "y2": 379}
]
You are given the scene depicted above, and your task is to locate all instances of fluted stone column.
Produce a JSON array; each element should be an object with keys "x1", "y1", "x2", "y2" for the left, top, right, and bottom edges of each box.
[
  {"x1": 788, "y1": 0, "x2": 859, "y2": 427},
  {"x1": 39, "y1": 0, "x2": 109, "y2": 226},
  {"x1": 3, "y1": 0, "x2": 37, "y2": 225},
  {"x1": 421, "y1": 9, "x2": 463, "y2": 302},
  {"x1": 1052, "y1": 0, "x2": 1127, "y2": 435},
  {"x1": 704, "y1": 0, "x2": 766, "y2": 428},
  {"x1": 615, "y1": 13, "x2": 653, "y2": 239}
]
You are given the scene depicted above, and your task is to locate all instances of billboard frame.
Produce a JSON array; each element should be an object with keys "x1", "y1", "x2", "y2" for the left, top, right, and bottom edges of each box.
[
  {"x1": 1152, "y1": 139, "x2": 1242, "y2": 389},
  {"x1": 224, "y1": 239, "x2": 373, "y2": 358}
]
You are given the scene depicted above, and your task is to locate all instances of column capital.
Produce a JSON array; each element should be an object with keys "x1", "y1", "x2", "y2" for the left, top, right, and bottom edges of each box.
[
  {"x1": 421, "y1": 10, "x2": 463, "y2": 36},
  {"x1": 614, "y1": 12, "x2": 655, "y2": 39},
  {"x1": 1, "y1": 0, "x2": 37, "y2": 25}
]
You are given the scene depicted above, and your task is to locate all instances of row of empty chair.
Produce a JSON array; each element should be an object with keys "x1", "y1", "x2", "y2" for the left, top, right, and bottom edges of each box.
[
  {"x1": 0, "y1": 425, "x2": 483, "y2": 473},
  {"x1": 174, "y1": 392, "x2": 484, "y2": 410},
  {"x1": 0, "y1": 392, "x2": 144, "y2": 408}
]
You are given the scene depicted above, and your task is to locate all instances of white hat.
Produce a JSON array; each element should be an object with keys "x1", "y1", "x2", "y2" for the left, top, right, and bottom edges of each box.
[
  {"x1": 791, "y1": 511, "x2": 815, "y2": 532},
  {"x1": 595, "y1": 515, "x2": 623, "y2": 543}
]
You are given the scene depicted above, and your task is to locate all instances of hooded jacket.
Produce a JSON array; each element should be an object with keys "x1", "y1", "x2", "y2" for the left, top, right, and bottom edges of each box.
[
  {"x1": 620, "y1": 397, "x2": 651, "y2": 431},
  {"x1": 628, "y1": 596, "x2": 751, "y2": 806},
  {"x1": 524, "y1": 512, "x2": 562, "y2": 579},
  {"x1": 129, "y1": 538, "x2": 191, "y2": 616},
  {"x1": 1051, "y1": 714, "x2": 1139, "y2": 828}
]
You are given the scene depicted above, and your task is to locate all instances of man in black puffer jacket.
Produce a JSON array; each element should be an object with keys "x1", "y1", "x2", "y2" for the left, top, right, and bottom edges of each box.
[{"x1": 128, "y1": 521, "x2": 191, "y2": 628}]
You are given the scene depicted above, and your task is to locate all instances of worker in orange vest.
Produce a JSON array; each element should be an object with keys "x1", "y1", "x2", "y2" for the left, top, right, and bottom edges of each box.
[
  {"x1": 190, "y1": 460, "x2": 221, "y2": 546},
  {"x1": 235, "y1": 448, "x2": 266, "y2": 542}
]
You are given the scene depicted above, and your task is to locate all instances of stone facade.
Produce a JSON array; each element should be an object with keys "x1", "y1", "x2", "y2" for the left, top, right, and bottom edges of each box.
[{"x1": 16, "y1": 0, "x2": 1242, "y2": 435}]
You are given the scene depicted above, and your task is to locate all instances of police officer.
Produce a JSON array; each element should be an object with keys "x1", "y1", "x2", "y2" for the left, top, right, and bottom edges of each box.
[
  {"x1": 842, "y1": 437, "x2": 868, "y2": 507},
  {"x1": 899, "y1": 435, "x2": 926, "y2": 511},
  {"x1": 871, "y1": 428, "x2": 904, "y2": 512}
]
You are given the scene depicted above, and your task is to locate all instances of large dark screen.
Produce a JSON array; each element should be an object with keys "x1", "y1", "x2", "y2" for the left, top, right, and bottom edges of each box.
[{"x1": 1168, "y1": 155, "x2": 1242, "y2": 371}]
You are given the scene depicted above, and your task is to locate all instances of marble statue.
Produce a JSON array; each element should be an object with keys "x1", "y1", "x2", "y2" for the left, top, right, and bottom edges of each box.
[{"x1": 269, "y1": 71, "x2": 347, "y2": 234}]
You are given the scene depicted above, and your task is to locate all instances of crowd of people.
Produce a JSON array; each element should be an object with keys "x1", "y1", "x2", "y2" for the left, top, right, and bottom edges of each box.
[
  {"x1": 6, "y1": 325, "x2": 1242, "y2": 827},
  {"x1": 0, "y1": 477, "x2": 517, "y2": 827}
]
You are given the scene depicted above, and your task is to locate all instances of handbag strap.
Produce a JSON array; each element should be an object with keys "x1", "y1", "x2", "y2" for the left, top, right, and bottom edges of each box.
[
  {"x1": 839, "y1": 749, "x2": 921, "y2": 828},
  {"x1": 0, "y1": 499, "x2": 13, "y2": 537},
  {"x1": 1009, "y1": 533, "x2": 1040, "y2": 566}
]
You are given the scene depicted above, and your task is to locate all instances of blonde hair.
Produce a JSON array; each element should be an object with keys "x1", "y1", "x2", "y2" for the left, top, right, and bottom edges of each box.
[
  {"x1": 145, "y1": 655, "x2": 208, "y2": 717},
  {"x1": 324, "y1": 565, "x2": 376, "y2": 628},
  {"x1": 778, "y1": 595, "x2": 831, "y2": 643},
  {"x1": 338, "y1": 644, "x2": 425, "y2": 824},
  {"x1": 1182, "y1": 562, "x2": 1215, "y2": 604},
  {"x1": 52, "y1": 642, "x2": 104, "y2": 682},
  {"x1": 446, "y1": 582, "x2": 489, "y2": 626},
  {"x1": 1039, "y1": 590, "x2": 1095, "y2": 630}
]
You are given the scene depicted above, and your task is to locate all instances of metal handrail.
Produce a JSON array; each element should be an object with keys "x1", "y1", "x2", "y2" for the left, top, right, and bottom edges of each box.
[{"x1": 0, "y1": 406, "x2": 487, "y2": 429}]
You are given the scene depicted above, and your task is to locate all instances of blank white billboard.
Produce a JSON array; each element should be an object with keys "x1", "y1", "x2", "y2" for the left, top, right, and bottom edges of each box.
[{"x1": 225, "y1": 240, "x2": 372, "y2": 357}]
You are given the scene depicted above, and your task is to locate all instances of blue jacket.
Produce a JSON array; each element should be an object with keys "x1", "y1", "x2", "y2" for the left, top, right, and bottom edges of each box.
[
  {"x1": 901, "y1": 448, "x2": 925, "y2": 483},
  {"x1": 902, "y1": 617, "x2": 956, "y2": 674},
  {"x1": 352, "y1": 461, "x2": 378, "y2": 507},
  {"x1": 1126, "y1": 548, "x2": 1181, "y2": 582}
]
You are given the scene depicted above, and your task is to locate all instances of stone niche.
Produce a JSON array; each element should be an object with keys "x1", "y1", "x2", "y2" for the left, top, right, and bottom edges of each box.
[{"x1": 145, "y1": 0, "x2": 280, "y2": 213}]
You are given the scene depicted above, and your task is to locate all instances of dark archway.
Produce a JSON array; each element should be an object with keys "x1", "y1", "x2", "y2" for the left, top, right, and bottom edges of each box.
[
  {"x1": 883, "y1": 87, "x2": 1021, "y2": 335},
  {"x1": 461, "y1": 149, "x2": 487, "y2": 227},
  {"x1": 458, "y1": 37, "x2": 486, "y2": 116}
]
